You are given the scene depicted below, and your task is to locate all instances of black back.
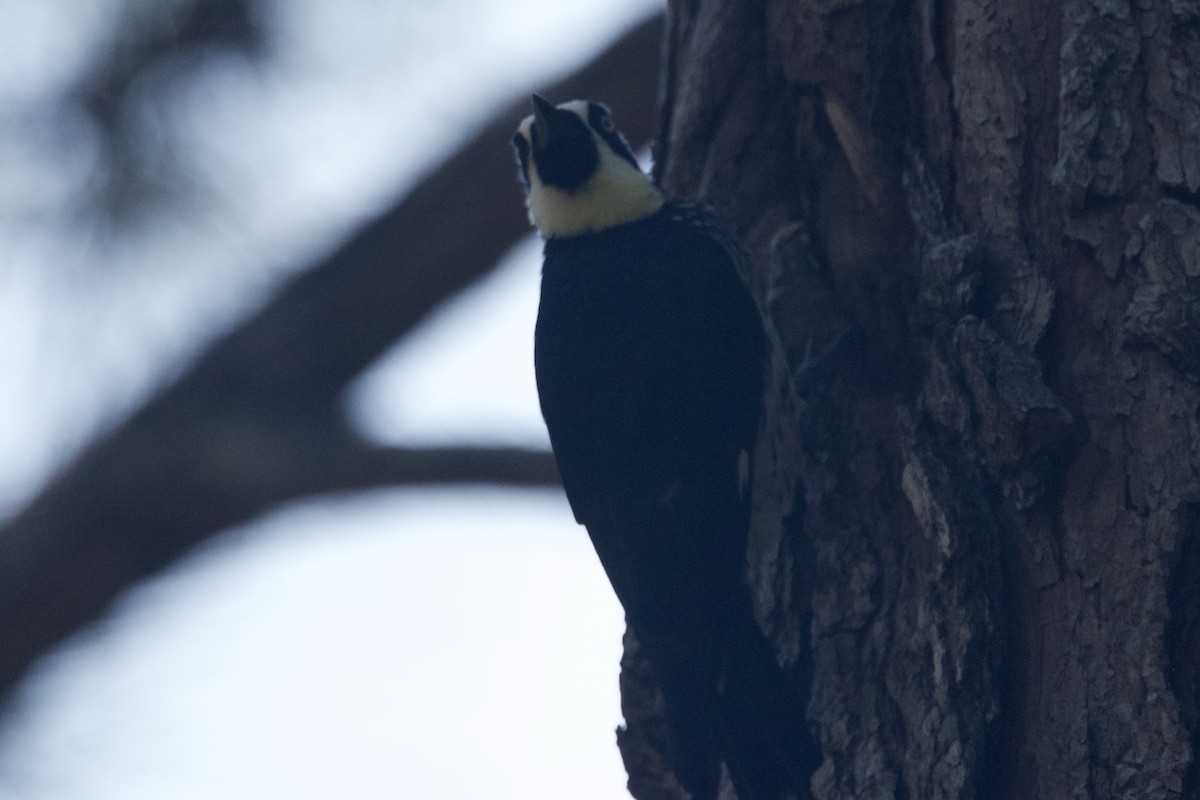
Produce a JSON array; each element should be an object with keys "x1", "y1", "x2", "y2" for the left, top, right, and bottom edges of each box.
[
  {"x1": 534, "y1": 202, "x2": 766, "y2": 606},
  {"x1": 534, "y1": 201, "x2": 775, "y2": 800}
]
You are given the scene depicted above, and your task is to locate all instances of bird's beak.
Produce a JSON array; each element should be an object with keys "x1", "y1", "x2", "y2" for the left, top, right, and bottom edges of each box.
[{"x1": 531, "y1": 94, "x2": 556, "y2": 143}]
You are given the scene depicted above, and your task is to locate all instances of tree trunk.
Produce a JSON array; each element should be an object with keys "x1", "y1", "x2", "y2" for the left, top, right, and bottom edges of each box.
[{"x1": 617, "y1": 0, "x2": 1200, "y2": 798}]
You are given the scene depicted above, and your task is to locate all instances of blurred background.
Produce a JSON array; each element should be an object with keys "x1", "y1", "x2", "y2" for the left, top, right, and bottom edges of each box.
[{"x1": 0, "y1": 0, "x2": 660, "y2": 796}]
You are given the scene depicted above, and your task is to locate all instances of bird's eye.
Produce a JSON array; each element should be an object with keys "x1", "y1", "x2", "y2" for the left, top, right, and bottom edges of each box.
[{"x1": 600, "y1": 115, "x2": 615, "y2": 131}]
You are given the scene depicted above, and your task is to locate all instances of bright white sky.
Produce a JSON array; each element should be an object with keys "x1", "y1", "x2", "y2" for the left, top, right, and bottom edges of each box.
[
  {"x1": 0, "y1": 0, "x2": 659, "y2": 796},
  {"x1": 0, "y1": 491, "x2": 624, "y2": 799}
]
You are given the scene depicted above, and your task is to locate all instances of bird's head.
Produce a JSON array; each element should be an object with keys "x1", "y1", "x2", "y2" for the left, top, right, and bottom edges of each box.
[{"x1": 513, "y1": 95, "x2": 663, "y2": 239}]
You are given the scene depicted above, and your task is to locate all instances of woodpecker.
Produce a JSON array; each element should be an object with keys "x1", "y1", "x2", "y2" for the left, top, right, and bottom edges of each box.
[{"x1": 515, "y1": 95, "x2": 806, "y2": 800}]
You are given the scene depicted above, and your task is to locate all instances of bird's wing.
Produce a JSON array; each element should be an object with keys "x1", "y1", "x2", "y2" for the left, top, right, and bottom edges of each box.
[{"x1": 537, "y1": 369, "x2": 641, "y2": 611}]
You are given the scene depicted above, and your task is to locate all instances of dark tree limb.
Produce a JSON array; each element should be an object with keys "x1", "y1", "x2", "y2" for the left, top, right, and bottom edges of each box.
[
  {"x1": 0, "y1": 13, "x2": 663, "y2": 709},
  {"x1": 327, "y1": 444, "x2": 561, "y2": 490}
]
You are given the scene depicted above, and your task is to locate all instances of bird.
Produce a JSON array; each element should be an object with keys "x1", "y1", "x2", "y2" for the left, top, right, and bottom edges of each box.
[{"x1": 514, "y1": 94, "x2": 807, "y2": 800}]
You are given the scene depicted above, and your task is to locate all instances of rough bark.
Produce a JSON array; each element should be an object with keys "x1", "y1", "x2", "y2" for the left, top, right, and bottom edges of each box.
[{"x1": 617, "y1": 0, "x2": 1200, "y2": 798}]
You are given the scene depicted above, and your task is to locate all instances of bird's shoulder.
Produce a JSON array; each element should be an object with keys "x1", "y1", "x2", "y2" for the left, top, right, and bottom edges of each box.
[{"x1": 541, "y1": 201, "x2": 748, "y2": 281}]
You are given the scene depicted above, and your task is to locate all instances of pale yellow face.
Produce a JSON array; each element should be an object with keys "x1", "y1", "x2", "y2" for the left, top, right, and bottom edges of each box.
[{"x1": 514, "y1": 100, "x2": 663, "y2": 239}]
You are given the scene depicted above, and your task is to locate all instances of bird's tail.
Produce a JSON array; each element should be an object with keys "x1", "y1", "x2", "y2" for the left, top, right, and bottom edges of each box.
[{"x1": 715, "y1": 609, "x2": 817, "y2": 800}]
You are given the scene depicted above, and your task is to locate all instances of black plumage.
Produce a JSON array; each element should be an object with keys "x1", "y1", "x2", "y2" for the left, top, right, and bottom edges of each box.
[{"x1": 518, "y1": 96, "x2": 806, "y2": 800}]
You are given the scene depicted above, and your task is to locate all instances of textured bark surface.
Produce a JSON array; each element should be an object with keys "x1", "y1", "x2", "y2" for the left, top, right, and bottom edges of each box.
[{"x1": 616, "y1": 0, "x2": 1200, "y2": 798}]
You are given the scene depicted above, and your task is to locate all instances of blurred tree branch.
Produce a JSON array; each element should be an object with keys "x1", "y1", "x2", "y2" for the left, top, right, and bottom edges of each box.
[
  {"x1": 76, "y1": 0, "x2": 268, "y2": 220},
  {"x1": 0, "y1": 13, "x2": 663, "y2": 708}
]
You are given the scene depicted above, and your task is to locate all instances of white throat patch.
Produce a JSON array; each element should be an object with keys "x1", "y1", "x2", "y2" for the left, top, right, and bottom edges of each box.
[{"x1": 518, "y1": 101, "x2": 664, "y2": 239}]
